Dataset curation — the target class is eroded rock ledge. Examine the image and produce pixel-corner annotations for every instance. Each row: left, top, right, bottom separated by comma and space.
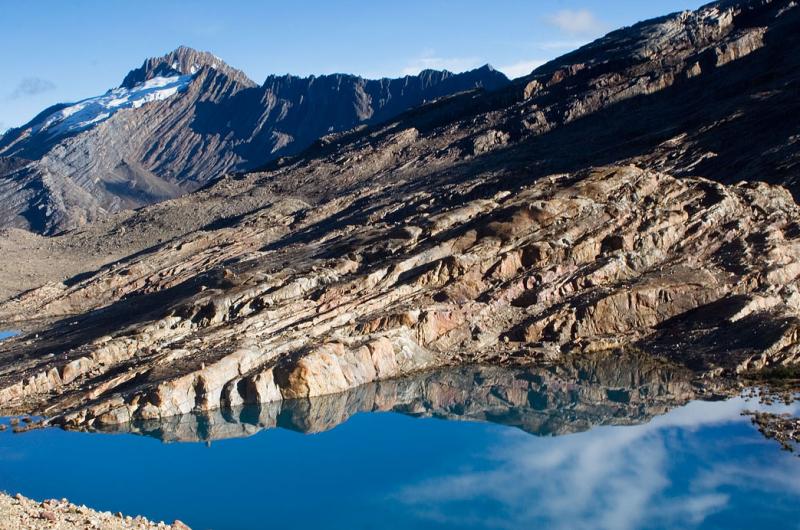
0, 165, 797, 428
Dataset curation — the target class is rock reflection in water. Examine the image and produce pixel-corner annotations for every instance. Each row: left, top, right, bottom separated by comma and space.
92, 352, 697, 443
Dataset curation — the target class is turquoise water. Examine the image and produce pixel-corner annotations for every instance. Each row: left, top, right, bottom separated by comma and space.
1, 367, 799, 530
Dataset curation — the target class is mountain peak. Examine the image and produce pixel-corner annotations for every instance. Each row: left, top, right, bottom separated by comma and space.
120, 46, 256, 89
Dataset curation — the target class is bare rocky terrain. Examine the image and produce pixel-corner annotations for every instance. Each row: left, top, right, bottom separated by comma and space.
0, 492, 191, 530
0, 0, 798, 432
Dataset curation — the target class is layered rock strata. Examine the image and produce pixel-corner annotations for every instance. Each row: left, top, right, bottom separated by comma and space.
0, 165, 796, 427
0, 0, 798, 428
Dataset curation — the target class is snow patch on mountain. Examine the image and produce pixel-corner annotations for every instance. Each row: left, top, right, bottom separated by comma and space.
34, 74, 194, 137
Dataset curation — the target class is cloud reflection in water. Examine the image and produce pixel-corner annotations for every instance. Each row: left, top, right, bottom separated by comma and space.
396, 398, 800, 530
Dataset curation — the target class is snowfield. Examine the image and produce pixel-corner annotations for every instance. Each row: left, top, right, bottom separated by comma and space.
34, 74, 194, 136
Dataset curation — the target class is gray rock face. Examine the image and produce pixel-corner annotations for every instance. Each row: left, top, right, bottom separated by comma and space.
221, 64, 510, 165
120, 45, 255, 89
0, 47, 508, 234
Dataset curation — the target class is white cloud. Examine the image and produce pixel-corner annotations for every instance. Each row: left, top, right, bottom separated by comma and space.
546, 9, 608, 36
498, 59, 546, 79
400, 51, 483, 76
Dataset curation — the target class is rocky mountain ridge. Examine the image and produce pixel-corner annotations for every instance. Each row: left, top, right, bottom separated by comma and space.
0, 0, 797, 429
0, 47, 508, 234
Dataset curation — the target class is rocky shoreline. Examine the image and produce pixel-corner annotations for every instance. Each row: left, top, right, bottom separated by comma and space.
0, 493, 190, 530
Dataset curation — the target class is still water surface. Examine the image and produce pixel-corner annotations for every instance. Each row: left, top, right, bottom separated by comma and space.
1, 364, 799, 530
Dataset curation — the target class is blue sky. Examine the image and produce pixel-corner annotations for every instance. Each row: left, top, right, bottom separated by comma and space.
1, 0, 708, 131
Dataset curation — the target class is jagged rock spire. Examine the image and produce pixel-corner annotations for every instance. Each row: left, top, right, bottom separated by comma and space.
120, 45, 256, 88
